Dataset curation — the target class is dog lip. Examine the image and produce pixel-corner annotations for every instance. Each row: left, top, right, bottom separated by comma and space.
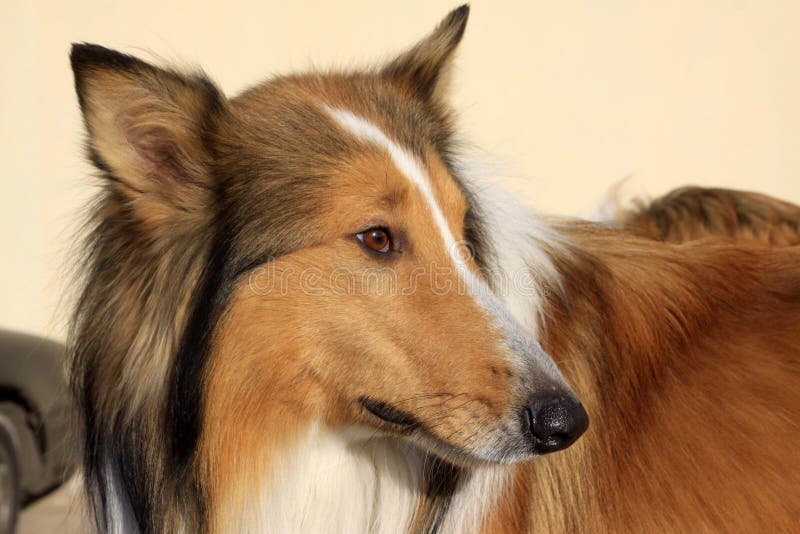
359, 396, 420, 427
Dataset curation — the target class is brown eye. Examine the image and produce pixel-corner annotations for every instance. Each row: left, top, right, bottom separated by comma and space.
357, 228, 392, 254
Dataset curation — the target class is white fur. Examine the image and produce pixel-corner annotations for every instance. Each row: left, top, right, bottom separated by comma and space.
439, 465, 510, 534
239, 424, 509, 534
103, 460, 140, 534
452, 154, 567, 337
581, 176, 650, 225
238, 424, 423, 534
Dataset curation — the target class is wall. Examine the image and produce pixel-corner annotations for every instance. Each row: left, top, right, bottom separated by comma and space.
1, 0, 798, 339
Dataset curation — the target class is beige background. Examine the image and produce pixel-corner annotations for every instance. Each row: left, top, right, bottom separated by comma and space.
1, 0, 798, 340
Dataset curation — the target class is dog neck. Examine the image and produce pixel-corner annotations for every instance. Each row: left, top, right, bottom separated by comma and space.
224, 423, 506, 534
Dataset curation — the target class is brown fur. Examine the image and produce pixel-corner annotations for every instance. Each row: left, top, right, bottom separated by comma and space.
619, 186, 800, 245
494, 224, 800, 531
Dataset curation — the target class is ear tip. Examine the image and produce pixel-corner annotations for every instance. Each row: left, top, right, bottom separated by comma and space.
446, 4, 471, 31
452, 4, 471, 20
437, 4, 470, 47
70, 43, 141, 75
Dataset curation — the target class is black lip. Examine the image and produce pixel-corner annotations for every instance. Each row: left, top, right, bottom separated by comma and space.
359, 396, 420, 427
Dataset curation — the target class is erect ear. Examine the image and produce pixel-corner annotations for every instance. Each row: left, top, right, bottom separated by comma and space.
381, 5, 469, 102
70, 43, 225, 224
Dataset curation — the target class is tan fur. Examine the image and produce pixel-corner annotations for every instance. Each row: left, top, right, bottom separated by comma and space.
78, 66, 219, 230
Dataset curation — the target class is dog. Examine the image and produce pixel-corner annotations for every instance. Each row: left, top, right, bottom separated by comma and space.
617, 186, 800, 245
68, 6, 800, 532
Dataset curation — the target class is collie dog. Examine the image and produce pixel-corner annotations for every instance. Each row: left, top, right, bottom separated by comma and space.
68, 6, 800, 533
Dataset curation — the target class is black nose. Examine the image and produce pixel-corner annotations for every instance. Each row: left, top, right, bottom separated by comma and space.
524, 395, 589, 454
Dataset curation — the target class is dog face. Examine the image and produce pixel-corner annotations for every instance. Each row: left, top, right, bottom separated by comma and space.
71, 6, 585, 489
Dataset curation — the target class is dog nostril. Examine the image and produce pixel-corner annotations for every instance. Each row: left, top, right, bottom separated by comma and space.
525, 405, 535, 434
525, 395, 589, 454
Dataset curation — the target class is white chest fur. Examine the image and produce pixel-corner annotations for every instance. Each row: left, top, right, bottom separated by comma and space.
237, 425, 423, 534
230, 424, 509, 534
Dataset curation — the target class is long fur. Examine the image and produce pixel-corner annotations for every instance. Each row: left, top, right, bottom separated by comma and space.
68, 6, 800, 533
617, 186, 800, 245
531, 224, 800, 531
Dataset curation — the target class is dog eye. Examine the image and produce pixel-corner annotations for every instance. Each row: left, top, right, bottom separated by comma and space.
357, 228, 392, 254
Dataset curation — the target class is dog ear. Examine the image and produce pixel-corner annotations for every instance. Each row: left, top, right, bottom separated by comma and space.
70, 44, 225, 225
382, 5, 469, 102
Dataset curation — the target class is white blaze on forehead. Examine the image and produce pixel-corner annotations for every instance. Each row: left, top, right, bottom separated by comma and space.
325, 106, 483, 295
324, 106, 565, 384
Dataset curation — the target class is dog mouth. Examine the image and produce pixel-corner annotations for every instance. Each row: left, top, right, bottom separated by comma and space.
357, 395, 523, 466
359, 396, 420, 428
357, 394, 582, 466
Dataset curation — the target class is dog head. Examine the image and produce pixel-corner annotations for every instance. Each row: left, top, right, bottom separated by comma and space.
71, 6, 586, 501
